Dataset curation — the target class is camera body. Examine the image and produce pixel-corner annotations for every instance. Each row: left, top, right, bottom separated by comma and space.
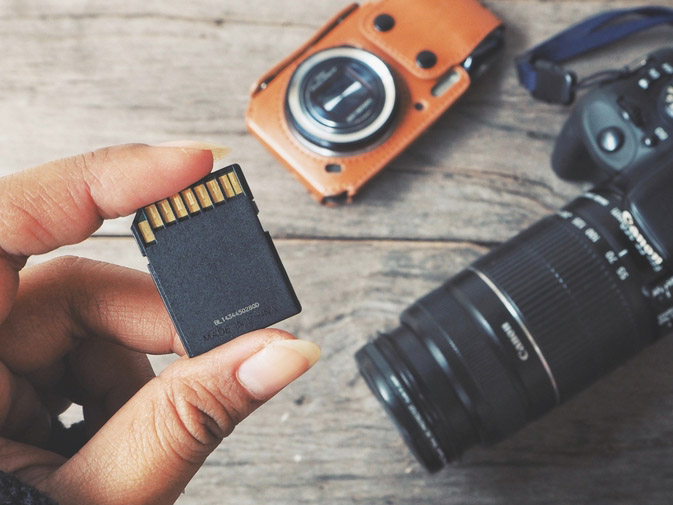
246, 0, 503, 204
553, 47, 673, 184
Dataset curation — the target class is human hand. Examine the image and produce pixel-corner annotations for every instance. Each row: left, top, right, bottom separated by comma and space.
0, 144, 319, 505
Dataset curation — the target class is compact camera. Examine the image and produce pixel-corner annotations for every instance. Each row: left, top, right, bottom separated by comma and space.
553, 47, 673, 183
356, 49, 673, 472
246, 0, 503, 204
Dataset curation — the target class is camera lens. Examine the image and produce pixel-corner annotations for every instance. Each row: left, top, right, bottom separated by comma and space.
286, 47, 397, 153
356, 189, 669, 472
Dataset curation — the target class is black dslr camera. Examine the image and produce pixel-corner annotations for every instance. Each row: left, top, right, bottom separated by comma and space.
356, 48, 673, 472
553, 47, 673, 183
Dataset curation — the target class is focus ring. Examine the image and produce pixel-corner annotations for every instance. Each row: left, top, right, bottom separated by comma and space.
474, 215, 645, 400
402, 279, 529, 445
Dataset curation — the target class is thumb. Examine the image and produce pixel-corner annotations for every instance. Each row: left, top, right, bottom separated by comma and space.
43, 330, 320, 505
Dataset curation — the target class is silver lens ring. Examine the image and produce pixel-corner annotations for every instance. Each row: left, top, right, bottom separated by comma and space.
286, 47, 397, 151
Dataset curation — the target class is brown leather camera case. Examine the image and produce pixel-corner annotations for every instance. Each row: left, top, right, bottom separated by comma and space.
246, 0, 502, 204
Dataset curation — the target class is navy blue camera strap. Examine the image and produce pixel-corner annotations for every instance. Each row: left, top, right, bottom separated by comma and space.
516, 6, 673, 104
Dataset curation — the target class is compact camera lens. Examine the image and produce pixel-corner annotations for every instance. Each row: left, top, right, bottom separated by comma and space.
286, 47, 397, 153
357, 186, 671, 471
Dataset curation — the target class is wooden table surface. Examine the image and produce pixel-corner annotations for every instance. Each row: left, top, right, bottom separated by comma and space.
3, 1, 673, 504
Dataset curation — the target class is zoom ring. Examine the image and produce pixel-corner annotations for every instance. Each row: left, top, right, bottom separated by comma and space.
474, 215, 644, 400
403, 284, 529, 444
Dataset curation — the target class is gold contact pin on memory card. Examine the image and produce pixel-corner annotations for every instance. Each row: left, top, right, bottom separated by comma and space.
170, 194, 189, 219
157, 199, 177, 224
181, 188, 201, 214
145, 204, 164, 229
138, 218, 156, 245
219, 175, 235, 198
227, 172, 244, 195
194, 184, 213, 208
206, 179, 225, 204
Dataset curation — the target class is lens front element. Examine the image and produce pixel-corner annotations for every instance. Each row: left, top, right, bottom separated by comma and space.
286, 47, 397, 153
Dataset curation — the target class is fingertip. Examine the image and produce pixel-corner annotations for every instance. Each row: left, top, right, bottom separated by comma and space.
0, 143, 218, 258
154, 141, 230, 163
165, 328, 318, 400
87, 144, 215, 218
273, 339, 321, 368
235, 336, 320, 401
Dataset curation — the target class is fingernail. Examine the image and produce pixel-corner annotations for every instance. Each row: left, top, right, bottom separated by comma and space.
237, 339, 321, 399
156, 140, 231, 162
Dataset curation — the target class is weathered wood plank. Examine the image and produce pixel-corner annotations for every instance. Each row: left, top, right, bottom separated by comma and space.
2, 1, 670, 241
25, 238, 673, 505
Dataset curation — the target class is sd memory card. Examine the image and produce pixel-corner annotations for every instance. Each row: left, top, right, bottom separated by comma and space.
131, 164, 301, 357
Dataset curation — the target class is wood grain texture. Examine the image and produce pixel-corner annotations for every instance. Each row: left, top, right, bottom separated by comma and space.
3, 0, 671, 240
5, 0, 673, 503
27, 239, 673, 505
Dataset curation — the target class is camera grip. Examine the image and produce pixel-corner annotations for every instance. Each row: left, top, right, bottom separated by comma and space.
551, 114, 600, 182
625, 163, 673, 263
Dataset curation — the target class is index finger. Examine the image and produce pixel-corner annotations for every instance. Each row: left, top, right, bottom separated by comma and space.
0, 143, 218, 321
0, 144, 217, 258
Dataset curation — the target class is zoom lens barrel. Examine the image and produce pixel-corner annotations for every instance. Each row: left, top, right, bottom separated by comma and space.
356, 190, 665, 472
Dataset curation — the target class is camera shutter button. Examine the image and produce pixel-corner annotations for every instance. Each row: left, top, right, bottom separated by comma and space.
597, 127, 625, 153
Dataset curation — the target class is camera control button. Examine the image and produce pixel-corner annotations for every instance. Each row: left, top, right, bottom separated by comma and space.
648, 68, 662, 81
654, 126, 669, 141
416, 51, 437, 69
373, 14, 395, 32
662, 62, 673, 75
638, 78, 650, 90
642, 135, 658, 147
597, 127, 624, 153
617, 97, 644, 126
